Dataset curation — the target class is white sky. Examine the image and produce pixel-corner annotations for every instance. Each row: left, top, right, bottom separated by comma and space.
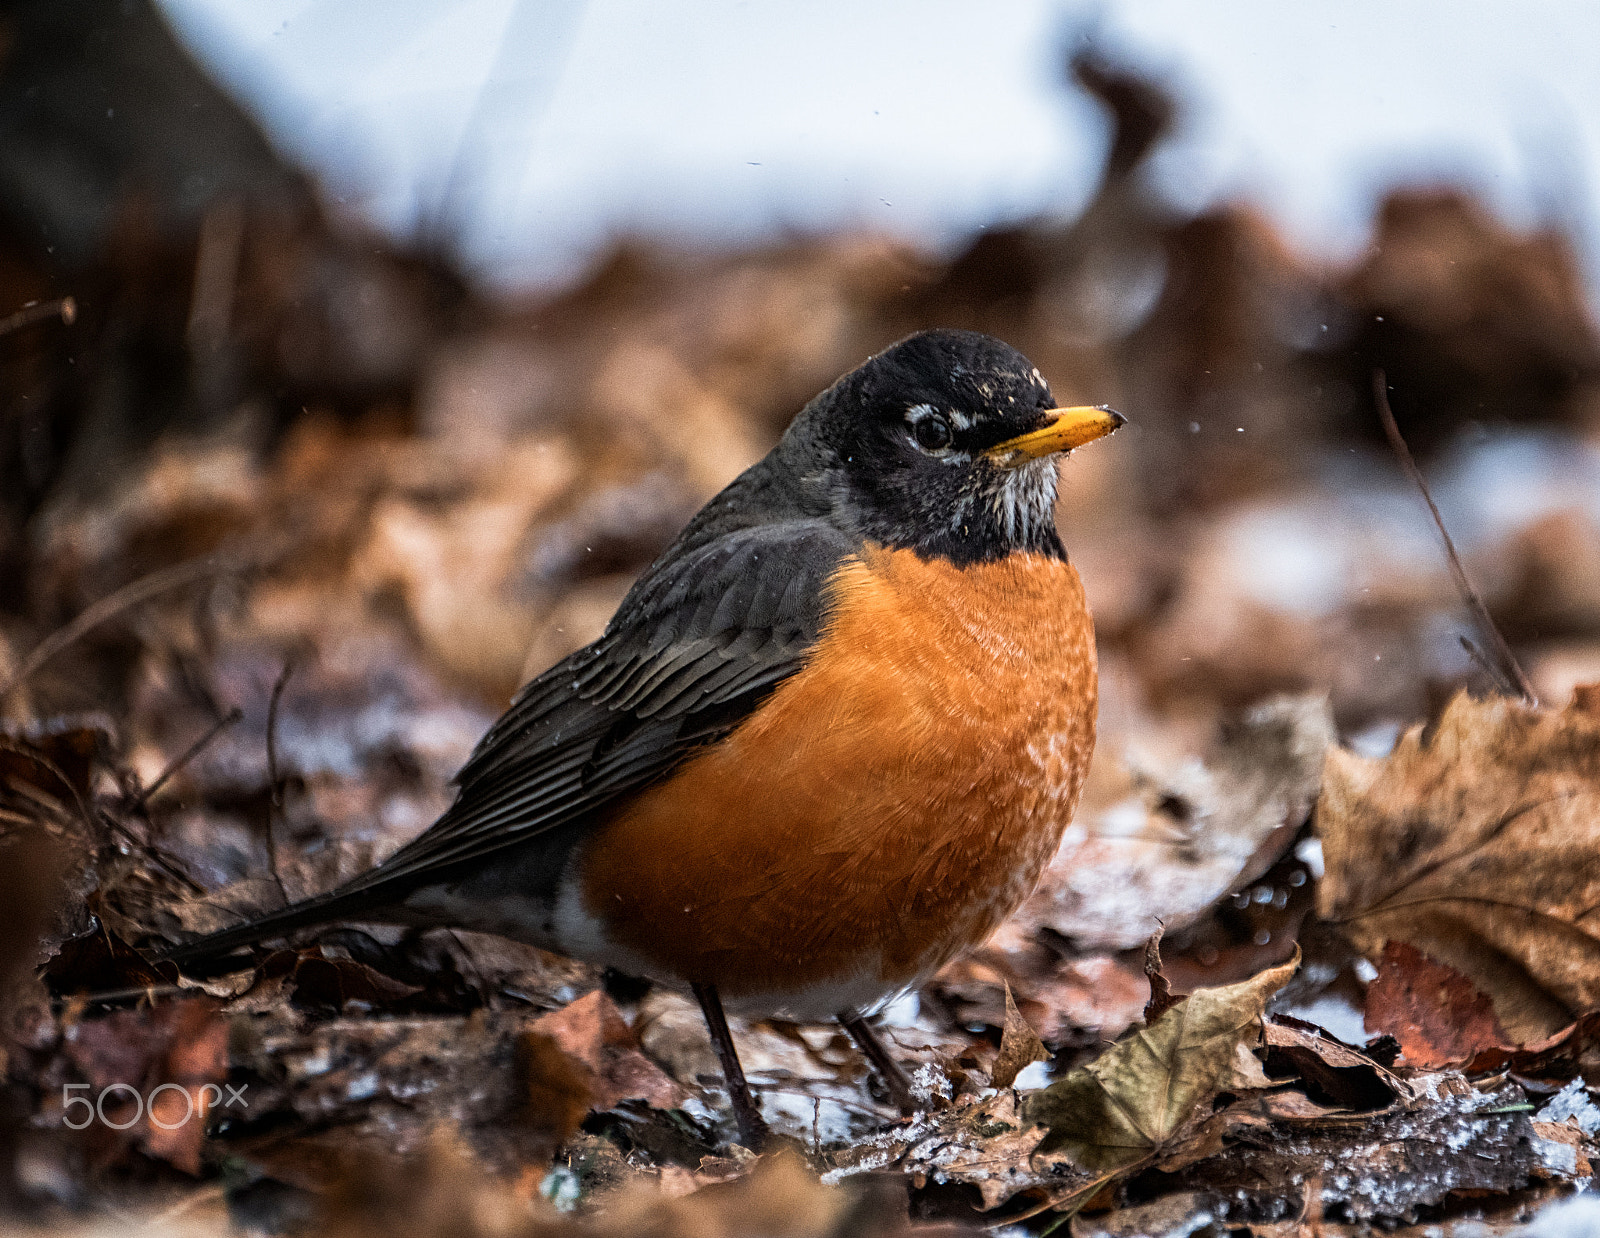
156, 0, 1600, 292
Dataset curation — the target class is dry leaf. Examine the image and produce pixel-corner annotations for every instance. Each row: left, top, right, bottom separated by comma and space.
992, 983, 1050, 1089
1153, 1073, 1550, 1224
1221, 1039, 1273, 1092
1531, 1120, 1595, 1178
1023, 950, 1298, 1171
280, 949, 426, 1013
318, 1133, 898, 1238
1141, 927, 1177, 1024
0, 828, 74, 1009
1318, 691, 1600, 1042
825, 1087, 1099, 1215
1260, 1018, 1404, 1110
61, 997, 228, 1175
137, 1001, 230, 1174
529, 990, 687, 1112
44, 917, 180, 999
515, 1030, 596, 1146
1070, 1191, 1221, 1237
1462, 1010, 1600, 1079
1363, 940, 1511, 1068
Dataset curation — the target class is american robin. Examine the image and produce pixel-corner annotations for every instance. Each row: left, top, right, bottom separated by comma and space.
164, 329, 1123, 1148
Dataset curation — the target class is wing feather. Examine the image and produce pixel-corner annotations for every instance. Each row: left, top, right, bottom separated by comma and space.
330, 521, 855, 895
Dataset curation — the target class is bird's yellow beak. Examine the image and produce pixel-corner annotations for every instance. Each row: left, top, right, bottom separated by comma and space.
985, 406, 1126, 468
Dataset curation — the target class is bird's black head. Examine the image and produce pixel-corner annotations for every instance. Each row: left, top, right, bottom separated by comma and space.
784, 329, 1124, 565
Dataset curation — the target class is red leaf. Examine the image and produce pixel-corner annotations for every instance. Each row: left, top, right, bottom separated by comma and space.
1363, 941, 1510, 1068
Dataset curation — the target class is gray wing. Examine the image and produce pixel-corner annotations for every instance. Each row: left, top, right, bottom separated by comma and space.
163, 519, 855, 963
333, 518, 854, 892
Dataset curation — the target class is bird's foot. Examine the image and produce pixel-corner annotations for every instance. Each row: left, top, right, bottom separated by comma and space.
692, 980, 770, 1151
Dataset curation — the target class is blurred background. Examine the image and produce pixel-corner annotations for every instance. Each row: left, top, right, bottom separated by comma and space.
4, 0, 1600, 1216
162, 0, 1600, 293
6, 0, 1600, 736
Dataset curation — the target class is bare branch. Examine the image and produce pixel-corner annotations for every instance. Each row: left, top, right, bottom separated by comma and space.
0, 554, 242, 703
265, 658, 296, 906
133, 706, 244, 811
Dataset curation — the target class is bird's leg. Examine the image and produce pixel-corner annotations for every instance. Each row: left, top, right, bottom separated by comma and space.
839, 1012, 916, 1116
691, 980, 769, 1151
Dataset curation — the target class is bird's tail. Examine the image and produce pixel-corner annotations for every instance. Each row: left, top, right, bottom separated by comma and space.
160, 886, 392, 969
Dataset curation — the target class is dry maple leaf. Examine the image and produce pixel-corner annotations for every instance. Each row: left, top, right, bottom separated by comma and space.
992, 983, 1050, 1089
1318, 690, 1600, 1042
1023, 949, 1298, 1172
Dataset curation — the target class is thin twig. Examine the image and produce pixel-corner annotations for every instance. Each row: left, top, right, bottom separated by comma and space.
0, 555, 241, 703
0, 738, 201, 892
1372, 370, 1538, 704
0, 737, 100, 844
0, 296, 75, 338
132, 706, 244, 811
97, 804, 206, 893
55, 984, 192, 1007
265, 658, 295, 905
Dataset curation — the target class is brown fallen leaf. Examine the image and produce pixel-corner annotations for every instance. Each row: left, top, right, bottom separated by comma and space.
1069, 1190, 1226, 1238
137, 1000, 230, 1175
0, 722, 107, 806
604, 1150, 877, 1238
1318, 690, 1600, 1042
1260, 1017, 1404, 1110
1463, 1009, 1600, 1079
829, 957, 1304, 1221
516, 1030, 596, 1147
281, 949, 426, 1013
1151, 1072, 1552, 1225
61, 997, 228, 1175
44, 917, 180, 999
1531, 1120, 1595, 1179
0, 731, 98, 935
0, 829, 73, 1007
1023, 949, 1299, 1171
529, 990, 686, 1112
318, 1130, 911, 1238
992, 983, 1049, 1089
1363, 940, 1511, 1068
1141, 926, 1178, 1024
826, 1086, 1099, 1216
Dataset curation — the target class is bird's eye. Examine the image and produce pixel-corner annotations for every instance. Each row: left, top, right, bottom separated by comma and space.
912, 414, 953, 452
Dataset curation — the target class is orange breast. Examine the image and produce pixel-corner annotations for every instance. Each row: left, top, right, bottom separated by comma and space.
578, 544, 1097, 1008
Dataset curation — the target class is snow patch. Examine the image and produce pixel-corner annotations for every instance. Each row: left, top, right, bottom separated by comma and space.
1539, 1078, 1600, 1137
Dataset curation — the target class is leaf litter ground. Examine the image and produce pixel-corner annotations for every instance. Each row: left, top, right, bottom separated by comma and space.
7, 54, 1600, 1238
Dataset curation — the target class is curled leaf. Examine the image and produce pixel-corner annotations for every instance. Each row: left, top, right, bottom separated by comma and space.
992, 982, 1050, 1089
1142, 925, 1178, 1024
1024, 949, 1298, 1171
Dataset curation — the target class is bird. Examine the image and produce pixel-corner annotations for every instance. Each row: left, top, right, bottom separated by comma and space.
162, 328, 1124, 1149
